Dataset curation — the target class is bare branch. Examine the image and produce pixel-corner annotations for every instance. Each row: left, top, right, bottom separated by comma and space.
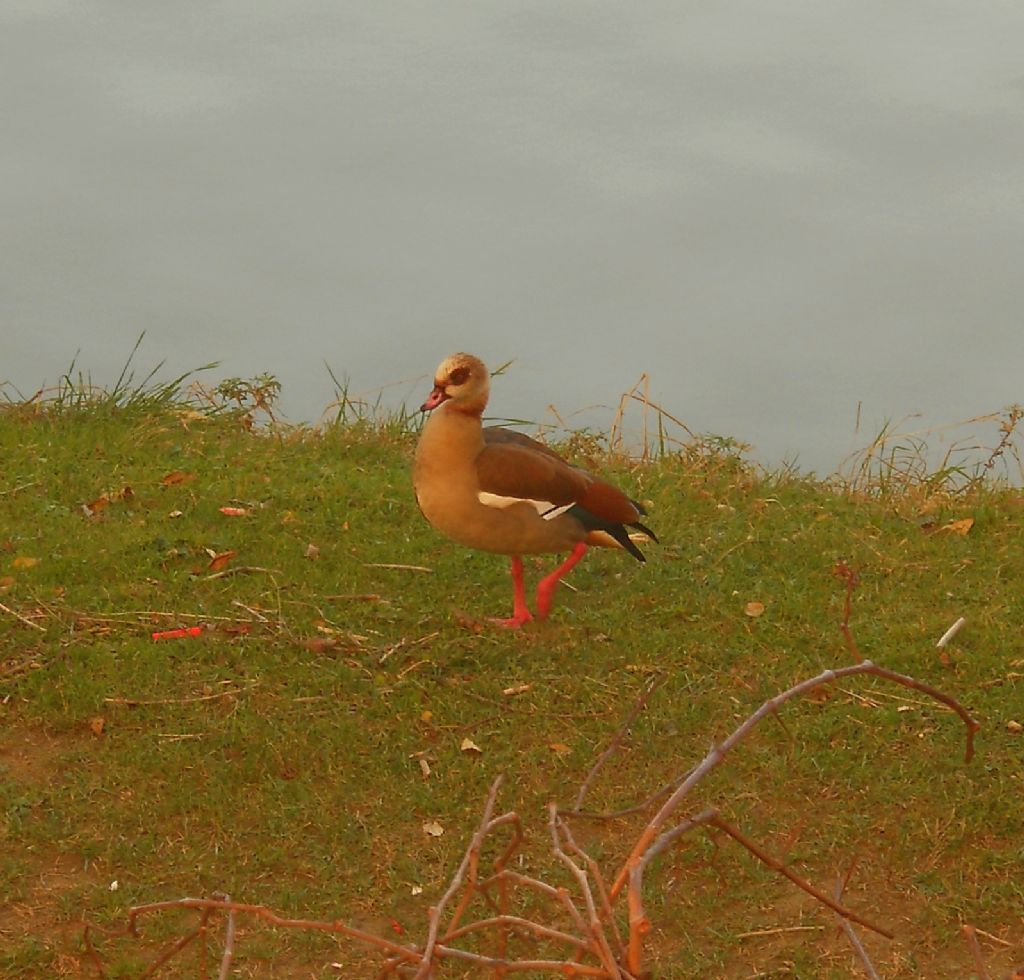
86, 561, 984, 980
611, 659, 979, 901
712, 815, 892, 937
833, 561, 862, 661
415, 774, 505, 977
548, 805, 624, 978
573, 671, 667, 811
963, 924, 992, 980
833, 871, 881, 979
217, 897, 236, 980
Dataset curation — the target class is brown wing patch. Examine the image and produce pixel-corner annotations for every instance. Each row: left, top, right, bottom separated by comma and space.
481, 427, 641, 524
577, 478, 642, 525
476, 443, 589, 506
482, 426, 566, 462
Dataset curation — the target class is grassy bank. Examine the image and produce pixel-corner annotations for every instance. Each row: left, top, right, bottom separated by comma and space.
1, 385, 1022, 978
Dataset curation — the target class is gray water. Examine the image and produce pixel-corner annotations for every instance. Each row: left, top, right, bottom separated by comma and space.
3, 2, 1023, 474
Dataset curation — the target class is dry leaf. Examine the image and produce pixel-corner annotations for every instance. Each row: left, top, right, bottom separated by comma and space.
1007, 720, 1023, 734
160, 470, 195, 486
168, 509, 183, 518
89, 717, 106, 736
411, 885, 423, 896
11, 556, 40, 570
803, 686, 832, 705
453, 610, 484, 633
422, 820, 444, 837
0, 576, 14, 591
548, 743, 571, 756
418, 758, 431, 779
304, 542, 320, 559
940, 518, 974, 536
299, 637, 341, 655
219, 506, 249, 517
460, 737, 482, 755
206, 550, 237, 572
83, 495, 110, 516
744, 601, 766, 618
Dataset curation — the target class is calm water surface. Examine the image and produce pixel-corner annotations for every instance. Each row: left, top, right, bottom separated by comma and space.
3, 2, 1023, 473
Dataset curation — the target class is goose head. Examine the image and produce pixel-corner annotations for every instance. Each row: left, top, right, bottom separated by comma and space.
420, 352, 490, 415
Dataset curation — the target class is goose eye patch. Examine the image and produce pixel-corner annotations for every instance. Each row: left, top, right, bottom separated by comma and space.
448, 367, 470, 386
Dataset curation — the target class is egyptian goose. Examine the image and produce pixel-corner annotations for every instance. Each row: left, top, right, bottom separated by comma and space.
413, 352, 656, 627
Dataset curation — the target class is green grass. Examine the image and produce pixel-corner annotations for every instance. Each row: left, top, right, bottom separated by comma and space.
1, 384, 1023, 978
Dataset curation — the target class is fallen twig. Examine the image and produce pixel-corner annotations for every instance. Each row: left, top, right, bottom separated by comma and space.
414, 775, 505, 977
104, 683, 251, 707
203, 565, 281, 580
231, 599, 269, 622
833, 867, 880, 979
322, 592, 388, 602
936, 616, 966, 648
611, 659, 979, 900
0, 599, 46, 632
963, 924, 992, 980
0, 479, 39, 496
74, 609, 262, 626
548, 807, 624, 977
363, 562, 433, 573
834, 560, 862, 661
737, 925, 823, 939
573, 670, 667, 811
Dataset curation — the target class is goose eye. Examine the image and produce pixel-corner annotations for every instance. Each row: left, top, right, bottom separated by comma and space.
448, 366, 470, 386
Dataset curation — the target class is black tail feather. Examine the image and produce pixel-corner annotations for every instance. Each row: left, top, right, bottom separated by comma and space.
630, 520, 659, 545
567, 504, 657, 562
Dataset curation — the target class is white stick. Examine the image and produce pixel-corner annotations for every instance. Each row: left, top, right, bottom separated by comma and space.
936, 616, 966, 648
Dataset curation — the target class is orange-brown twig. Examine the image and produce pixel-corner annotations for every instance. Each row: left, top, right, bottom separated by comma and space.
833, 560, 862, 661
963, 924, 992, 980
415, 775, 505, 976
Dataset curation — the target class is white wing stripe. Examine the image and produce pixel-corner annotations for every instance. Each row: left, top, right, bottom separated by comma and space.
540, 502, 574, 521
478, 491, 570, 518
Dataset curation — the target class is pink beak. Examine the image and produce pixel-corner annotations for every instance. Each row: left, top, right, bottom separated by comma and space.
420, 385, 449, 412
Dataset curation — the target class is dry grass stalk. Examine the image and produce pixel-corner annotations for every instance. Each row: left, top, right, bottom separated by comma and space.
608, 372, 699, 461
838, 404, 1024, 497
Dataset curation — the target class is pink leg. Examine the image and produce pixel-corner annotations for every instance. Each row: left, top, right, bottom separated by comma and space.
491, 555, 534, 628
535, 542, 588, 620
